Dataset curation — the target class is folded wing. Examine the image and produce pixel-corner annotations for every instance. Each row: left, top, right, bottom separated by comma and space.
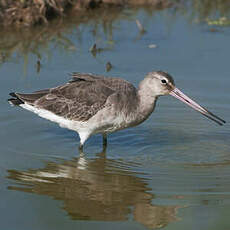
8, 73, 137, 122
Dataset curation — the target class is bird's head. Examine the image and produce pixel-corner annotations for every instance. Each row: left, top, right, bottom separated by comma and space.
145, 71, 175, 96
141, 71, 225, 126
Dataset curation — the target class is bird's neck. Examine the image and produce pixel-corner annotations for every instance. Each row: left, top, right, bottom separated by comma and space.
137, 87, 158, 123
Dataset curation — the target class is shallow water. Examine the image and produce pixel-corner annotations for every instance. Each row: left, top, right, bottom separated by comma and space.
1, 6, 230, 230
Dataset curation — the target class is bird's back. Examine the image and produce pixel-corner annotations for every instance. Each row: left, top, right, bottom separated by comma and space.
9, 73, 138, 122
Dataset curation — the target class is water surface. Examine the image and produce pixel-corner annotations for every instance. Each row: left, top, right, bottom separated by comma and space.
0, 6, 230, 230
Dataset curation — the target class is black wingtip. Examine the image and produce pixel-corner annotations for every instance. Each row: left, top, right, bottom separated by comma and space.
8, 92, 24, 106
9, 92, 17, 97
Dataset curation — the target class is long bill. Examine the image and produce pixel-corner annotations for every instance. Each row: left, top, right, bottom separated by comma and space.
169, 88, 226, 126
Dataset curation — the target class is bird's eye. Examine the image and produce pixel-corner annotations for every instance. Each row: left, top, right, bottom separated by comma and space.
161, 79, 167, 84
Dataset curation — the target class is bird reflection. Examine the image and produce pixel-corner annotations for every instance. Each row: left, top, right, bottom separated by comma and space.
7, 150, 180, 229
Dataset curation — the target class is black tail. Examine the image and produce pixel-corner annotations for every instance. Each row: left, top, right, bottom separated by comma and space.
8, 89, 50, 106
8, 92, 24, 106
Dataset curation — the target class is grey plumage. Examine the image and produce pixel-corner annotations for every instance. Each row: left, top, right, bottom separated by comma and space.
9, 73, 138, 122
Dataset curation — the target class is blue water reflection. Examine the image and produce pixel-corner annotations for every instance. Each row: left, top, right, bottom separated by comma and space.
1, 6, 230, 230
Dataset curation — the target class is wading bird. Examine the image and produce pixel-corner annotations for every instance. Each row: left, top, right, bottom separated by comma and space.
8, 71, 225, 149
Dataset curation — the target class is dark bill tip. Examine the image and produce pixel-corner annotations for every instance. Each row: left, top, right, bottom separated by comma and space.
170, 88, 226, 126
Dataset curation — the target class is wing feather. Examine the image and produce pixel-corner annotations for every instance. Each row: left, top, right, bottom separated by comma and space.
35, 77, 115, 121
10, 73, 138, 122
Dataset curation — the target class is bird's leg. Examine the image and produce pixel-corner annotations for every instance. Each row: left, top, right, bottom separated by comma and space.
102, 133, 107, 151
78, 132, 90, 152
78, 144, 83, 151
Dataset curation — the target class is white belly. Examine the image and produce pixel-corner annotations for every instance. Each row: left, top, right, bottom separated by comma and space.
20, 103, 131, 134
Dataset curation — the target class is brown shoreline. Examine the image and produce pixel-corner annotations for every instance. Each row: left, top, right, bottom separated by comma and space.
0, 0, 171, 27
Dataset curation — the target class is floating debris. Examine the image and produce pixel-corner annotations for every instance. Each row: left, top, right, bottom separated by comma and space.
106, 62, 112, 72
90, 43, 97, 57
0, 53, 6, 63
148, 44, 157, 49
206, 17, 230, 26
36, 60, 41, 73
136, 19, 146, 34
208, 28, 219, 33
90, 43, 112, 57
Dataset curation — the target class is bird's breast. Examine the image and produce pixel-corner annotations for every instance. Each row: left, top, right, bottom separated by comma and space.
87, 105, 138, 134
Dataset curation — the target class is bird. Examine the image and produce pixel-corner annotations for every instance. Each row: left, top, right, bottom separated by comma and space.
8, 71, 225, 150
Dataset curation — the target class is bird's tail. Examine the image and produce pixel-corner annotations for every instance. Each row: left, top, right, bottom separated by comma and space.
8, 89, 49, 106
8, 92, 24, 106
